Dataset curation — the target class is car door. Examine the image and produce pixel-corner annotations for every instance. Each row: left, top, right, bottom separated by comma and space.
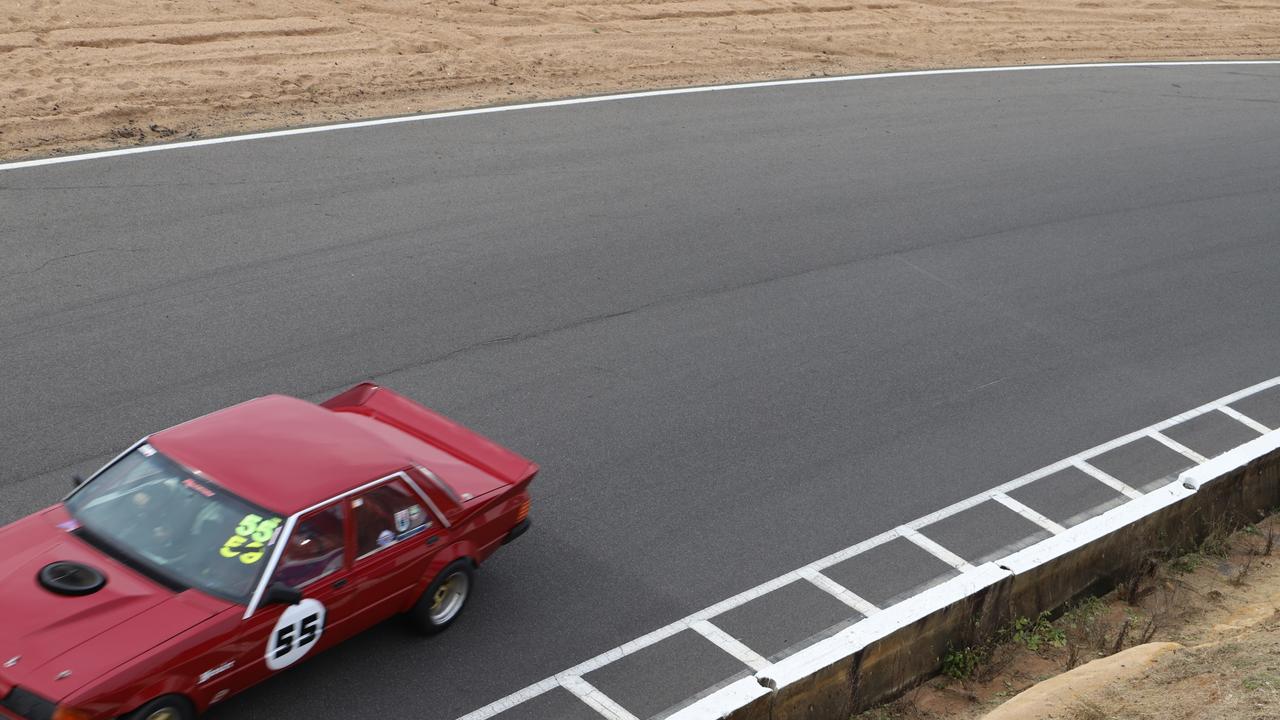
347, 474, 443, 624
216, 501, 359, 696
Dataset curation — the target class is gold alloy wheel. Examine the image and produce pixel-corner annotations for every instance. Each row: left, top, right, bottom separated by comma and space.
428, 572, 469, 625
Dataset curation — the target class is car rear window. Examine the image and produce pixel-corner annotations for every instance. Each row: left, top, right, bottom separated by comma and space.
353, 480, 431, 557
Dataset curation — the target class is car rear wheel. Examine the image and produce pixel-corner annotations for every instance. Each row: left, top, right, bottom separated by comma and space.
409, 560, 473, 634
125, 695, 194, 720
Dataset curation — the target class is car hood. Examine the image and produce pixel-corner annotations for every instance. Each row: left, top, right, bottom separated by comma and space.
0, 508, 223, 701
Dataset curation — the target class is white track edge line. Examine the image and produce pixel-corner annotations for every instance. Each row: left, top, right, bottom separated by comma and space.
800, 568, 882, 617
1214, 404, 1273, 434
456, 375, 1280, 719
1072, 458, 1144, 500
992, 493, 1068, 534
899, 527, 976, 572
5, 61, 1280, 172
460, 677, 559, 719
559, 676, 641, 720
689, 620, 772, 673
1147, 430, 1211, 464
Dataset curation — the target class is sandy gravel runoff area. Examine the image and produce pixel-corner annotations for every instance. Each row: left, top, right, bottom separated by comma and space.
2, 0, 1279, 160
858, 514, 1280, 720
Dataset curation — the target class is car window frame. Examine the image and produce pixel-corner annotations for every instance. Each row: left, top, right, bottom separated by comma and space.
242, 469, 441, 619
350, 477, 436, 562
273, 502, 349, 590
406, 465, 457, 527
63, 437, 289, 604
63, 437, 150, 503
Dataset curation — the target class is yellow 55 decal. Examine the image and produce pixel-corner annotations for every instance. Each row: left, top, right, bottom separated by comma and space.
220, 514, 282, 564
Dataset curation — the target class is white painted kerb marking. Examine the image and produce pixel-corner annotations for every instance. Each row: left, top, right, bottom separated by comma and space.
559, 676, 639, 720
1215, 404, 1273, 435
1072, 458, 1143, 500
800, 567, 881, 617
1148, 430, 1210, 464
457, 375, 1280, 720
690, 620, 771, 673
664, 677, 772, 720
992, 492, 1068, 534
900, 527, 976, 572
1179, 429, 1280, 491
4, 61, 1280, 172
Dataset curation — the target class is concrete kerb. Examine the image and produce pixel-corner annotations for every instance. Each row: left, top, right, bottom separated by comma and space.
670, 430, 1280, 720
998, 484, 1187, 626
668, 678, 773, 720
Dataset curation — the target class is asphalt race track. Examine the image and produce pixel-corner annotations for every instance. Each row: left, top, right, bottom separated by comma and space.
3, 64, 1280, 719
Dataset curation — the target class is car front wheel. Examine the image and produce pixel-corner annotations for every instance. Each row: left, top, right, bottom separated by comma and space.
124, 695, 194, 720
409, 560, 473, 635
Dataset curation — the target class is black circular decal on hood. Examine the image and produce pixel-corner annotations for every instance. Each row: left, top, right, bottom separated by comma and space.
38, 561, 107, 596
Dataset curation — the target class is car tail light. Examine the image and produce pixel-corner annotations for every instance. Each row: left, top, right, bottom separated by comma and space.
515, 497, 530, 523
52, 707, 93, 720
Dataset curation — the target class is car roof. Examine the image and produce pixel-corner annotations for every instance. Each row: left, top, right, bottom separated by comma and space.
148, 395, 408, 514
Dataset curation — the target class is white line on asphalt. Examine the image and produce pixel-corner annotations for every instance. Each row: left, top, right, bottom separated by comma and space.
465, 677, 560, 718
1147, 430, 1210, 464
805, 529, 904, 574
899, 527, 976, 571
1072, 458, 1144, 500
689, 620, 772, 673
1214, 404, 1273, 435
456, 374, 1280, 720
800, 568, 881, 617
559, 676, 640, 720
992, 492, 1068, 534
5, 61, 1280, 172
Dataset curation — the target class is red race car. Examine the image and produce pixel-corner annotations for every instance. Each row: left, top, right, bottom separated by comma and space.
0, 384, 536, 720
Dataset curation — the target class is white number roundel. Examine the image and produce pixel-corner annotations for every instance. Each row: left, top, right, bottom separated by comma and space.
266, 599, 326, 670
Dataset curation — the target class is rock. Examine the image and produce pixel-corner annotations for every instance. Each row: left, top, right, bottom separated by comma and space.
981, 643, 1183, 720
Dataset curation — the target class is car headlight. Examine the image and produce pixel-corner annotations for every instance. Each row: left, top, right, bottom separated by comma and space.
0, 686, 93, 720
1, 685, 56, 720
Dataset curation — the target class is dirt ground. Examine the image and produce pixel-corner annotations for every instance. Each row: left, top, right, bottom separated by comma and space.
3, 0, 1279, 161
855, 515, 1280, 720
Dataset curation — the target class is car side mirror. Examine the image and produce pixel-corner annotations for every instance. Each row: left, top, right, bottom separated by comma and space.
263, 582, 303, 606
72, 474, 85, 488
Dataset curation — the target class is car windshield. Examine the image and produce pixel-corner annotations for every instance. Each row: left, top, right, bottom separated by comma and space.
65, 445, 284, 604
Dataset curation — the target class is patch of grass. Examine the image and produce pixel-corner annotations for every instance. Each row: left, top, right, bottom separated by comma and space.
942, 643, 986, 680
1170, 551, 1204, 574
1199, 525, 1233, 558
1252, 520, 1276, 557
1061, 596, 1108, 667
1230, 552, 1256, 586
1243, 673, 1280, 691
940, 612, 1071, 681
1010, 612, 1066, 651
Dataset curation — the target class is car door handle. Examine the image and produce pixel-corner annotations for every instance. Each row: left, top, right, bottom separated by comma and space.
331, 578, 348, 589
426, 536, 439, 545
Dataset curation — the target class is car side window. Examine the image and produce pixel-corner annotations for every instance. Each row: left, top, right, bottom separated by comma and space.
273, 504, 345, 588
353, 479, 431, 558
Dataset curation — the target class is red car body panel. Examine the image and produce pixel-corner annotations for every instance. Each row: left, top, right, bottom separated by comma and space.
0, 385, 536, 720
0, 507, 230, 702
148, 394, 407, 514
322, 383, 538, 487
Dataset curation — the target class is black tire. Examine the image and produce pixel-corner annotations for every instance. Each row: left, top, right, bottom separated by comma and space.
124, 695, 195, 720
408, 560, 474, 635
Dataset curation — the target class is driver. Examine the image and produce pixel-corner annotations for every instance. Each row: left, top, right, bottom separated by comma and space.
125, 482, 200, 556
274, 520, 343, 587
